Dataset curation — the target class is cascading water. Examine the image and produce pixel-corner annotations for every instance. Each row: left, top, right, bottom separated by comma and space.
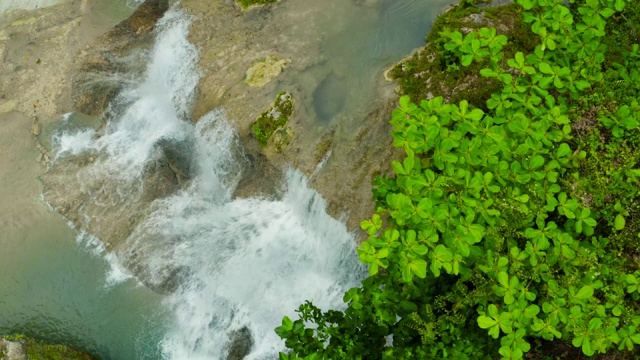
51, 6, 364, 359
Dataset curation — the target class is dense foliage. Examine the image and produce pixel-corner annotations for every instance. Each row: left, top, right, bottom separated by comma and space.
276, 0, 640, 359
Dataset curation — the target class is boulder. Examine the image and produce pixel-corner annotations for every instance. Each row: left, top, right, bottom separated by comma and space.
226, 327, 253, 360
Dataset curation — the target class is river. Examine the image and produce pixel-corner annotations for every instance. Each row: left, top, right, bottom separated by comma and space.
0, 0, 456, 359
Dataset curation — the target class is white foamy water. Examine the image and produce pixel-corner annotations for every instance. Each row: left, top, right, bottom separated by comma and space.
52, 6, 364, 360
155, 167, 363, 359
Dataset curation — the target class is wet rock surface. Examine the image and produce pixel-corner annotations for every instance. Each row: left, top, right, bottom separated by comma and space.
226, 327, 254, 360
72, 0, 170, 116
182, 0, 402, 236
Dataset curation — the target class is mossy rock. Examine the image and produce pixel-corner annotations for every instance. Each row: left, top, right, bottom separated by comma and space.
252, 92, 294, 147
389, 0, 535, 111
1, 334, 95, 360
245, 55, 290, 88
235, 0, 279, 11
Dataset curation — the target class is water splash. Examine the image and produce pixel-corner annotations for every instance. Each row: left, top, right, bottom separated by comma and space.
75, 230, 135, 287
157, 168, 364, 359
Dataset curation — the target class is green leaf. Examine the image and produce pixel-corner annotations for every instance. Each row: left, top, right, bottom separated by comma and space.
462, 54, 474, 67
478, 316, 497, 329
539, 62, 553, 75
575, 285, 594, 300
615, 214, 626, 230
556, 143, 571, 157
524, 305, 540, 318
283, 316, 293, 330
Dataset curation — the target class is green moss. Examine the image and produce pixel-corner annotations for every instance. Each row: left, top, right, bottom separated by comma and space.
2, 334, 96, 360
236, 0, 278, 10
252, 92, 294, 147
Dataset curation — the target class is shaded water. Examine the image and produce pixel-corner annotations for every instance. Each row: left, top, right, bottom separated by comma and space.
273, 0, 458, 137
3, 0, 459, 359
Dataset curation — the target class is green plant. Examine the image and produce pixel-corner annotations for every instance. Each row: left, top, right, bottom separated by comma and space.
276, 0, 640, 359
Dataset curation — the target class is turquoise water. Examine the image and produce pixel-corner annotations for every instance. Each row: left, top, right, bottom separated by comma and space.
0, 220, 168, 359
0, 1, 166, 360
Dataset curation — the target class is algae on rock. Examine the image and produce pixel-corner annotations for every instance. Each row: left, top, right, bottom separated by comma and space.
235, 0, 279, 11
244, 55, 290, 88
252, 91, 293, 147
0, 335, 95, 360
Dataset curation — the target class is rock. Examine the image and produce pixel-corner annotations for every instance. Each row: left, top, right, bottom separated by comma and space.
244, 55, 290, 88
251, 91, 294, 147
0, 338, 27, 360
157, 138, 197, 185
463, 13, 486, 24
31, 123, 41, 136
226, 327, 253, 360
0, 99, 18, 113
233, 152, 283, 199
10, 17, 38, 27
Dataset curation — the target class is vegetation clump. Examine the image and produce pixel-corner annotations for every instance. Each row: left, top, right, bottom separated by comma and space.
275, 0, 640, 359
252, 92, 293, 147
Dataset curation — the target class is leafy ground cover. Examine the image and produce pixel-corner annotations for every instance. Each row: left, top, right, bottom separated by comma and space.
275, 0, 640, 359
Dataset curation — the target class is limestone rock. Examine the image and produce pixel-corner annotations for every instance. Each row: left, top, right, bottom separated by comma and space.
0, 99, 18, 113
0, 338, 26, 360
245, 55, 290, 88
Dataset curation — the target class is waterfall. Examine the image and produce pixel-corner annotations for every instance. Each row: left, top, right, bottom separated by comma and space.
51, 6, 364, 359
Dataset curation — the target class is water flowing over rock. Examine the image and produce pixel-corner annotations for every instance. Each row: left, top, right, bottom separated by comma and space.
42, 8, 364, 360
43, 7, 202, 293
72, 0, 170, 116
